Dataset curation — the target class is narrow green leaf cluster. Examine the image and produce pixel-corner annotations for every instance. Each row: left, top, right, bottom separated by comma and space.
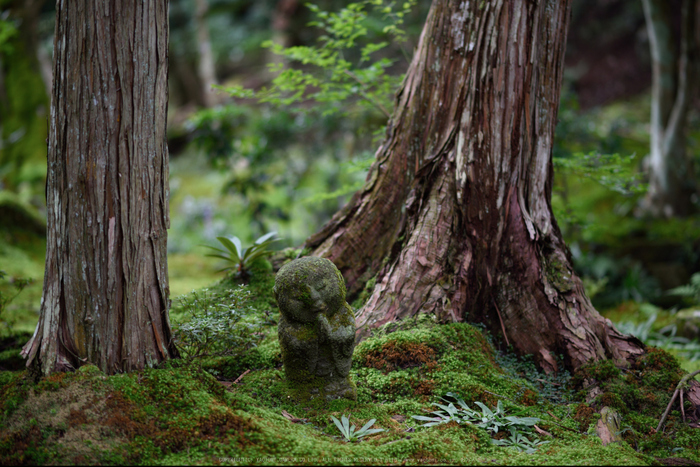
203, 231, 280, 278
412, 393, 548, 454
616, 302, 700, 362
491, 428, 551, 454
330, 414, 385, 442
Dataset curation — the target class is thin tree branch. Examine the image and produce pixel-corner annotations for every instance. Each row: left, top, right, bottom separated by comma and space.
681, 388, 686, 423
493, 299, 510, 348
233, 369, 251, 384
342, 69, 392, 118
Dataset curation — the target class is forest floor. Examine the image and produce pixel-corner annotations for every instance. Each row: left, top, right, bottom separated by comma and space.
1, 263, 700, 466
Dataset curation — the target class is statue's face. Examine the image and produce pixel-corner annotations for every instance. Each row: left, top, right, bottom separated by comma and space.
306, 279, 340, 314
274, 256, 347, 323
278, 279, 340, 322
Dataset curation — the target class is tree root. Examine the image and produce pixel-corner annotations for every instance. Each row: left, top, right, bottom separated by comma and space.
657, 369, 700, 432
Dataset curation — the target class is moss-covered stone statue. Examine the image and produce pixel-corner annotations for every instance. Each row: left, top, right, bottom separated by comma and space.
273, 256, 357, 402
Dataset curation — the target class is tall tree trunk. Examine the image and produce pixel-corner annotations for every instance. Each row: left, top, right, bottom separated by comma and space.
21, 0, 178, 376
640, 0, 698, 217
306, 0, 645, 373
194, 0, 217, 108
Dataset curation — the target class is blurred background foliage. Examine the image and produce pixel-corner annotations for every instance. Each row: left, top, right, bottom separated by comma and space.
0, 0, 699, 370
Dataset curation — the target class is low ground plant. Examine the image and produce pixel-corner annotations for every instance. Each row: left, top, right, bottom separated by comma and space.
330, 414, 384, 442
668, 272, 700, 306
413, 392, 548, 453
616, 309, 700, 363
171, 286, 266, 360
203, 231, 280, 278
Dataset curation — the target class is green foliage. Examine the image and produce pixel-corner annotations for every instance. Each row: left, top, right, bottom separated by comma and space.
491, 427, 552, 454
551, 90, 653, 263
329, 414, 384, 442
615, 307, 700, 363
181, 106, 368, 247
0, 270, 32, 335
0, 25, 49, 198
667, 272, 700, 305
203, 231, 280, 277
553, 151, 646, 197
186, 105, 301, 169
171, 286, 266, 360
182, 0, 419, 247
225, 0, 415, 120
569, 249, 660, 308
0, 16, 17, 54
496, 350, 573, 405
412, 393, 547, 454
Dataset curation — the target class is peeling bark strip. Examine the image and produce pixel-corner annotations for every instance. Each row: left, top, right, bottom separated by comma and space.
22, 0, 178, 376
306, 0, 645, 372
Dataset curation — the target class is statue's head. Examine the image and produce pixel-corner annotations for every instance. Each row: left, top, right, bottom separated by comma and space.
274, 256, 347, 323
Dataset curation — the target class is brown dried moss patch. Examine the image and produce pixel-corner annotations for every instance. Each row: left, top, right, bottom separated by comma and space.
414, 378, 436, 397
573, 403, 595, 432
0, 376, 127, 465
0, 425, 44, 465
517, 388, 540, 406
362, 340, 438, 374
455, 384, 500, 408
102, 389, 257, 454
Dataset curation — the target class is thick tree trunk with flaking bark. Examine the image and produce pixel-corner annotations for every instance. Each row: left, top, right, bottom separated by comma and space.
640, 0, 699, 217
21, 0, 178, 376
306, 0, 645, 373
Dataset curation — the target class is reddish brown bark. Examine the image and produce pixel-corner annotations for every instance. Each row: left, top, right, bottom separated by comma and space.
22, 0, 178, 376
306, 0, 645, 373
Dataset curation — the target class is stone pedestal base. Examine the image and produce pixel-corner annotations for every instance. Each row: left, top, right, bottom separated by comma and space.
284, 375, 357, 404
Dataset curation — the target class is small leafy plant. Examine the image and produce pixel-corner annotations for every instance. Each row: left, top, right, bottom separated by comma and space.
203, 231, 280, 278
616, 307, 700, 362
491, 427, 551, 454
171, 286, 265, 360
668, 272, 700, 305
330, 415, 384, 442
412, 393, 547, 453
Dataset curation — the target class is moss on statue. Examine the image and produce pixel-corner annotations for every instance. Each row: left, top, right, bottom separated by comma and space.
274, 256, 357, 403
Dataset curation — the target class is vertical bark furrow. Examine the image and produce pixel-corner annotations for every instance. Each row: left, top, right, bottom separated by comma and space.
357, 157, 456, 333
